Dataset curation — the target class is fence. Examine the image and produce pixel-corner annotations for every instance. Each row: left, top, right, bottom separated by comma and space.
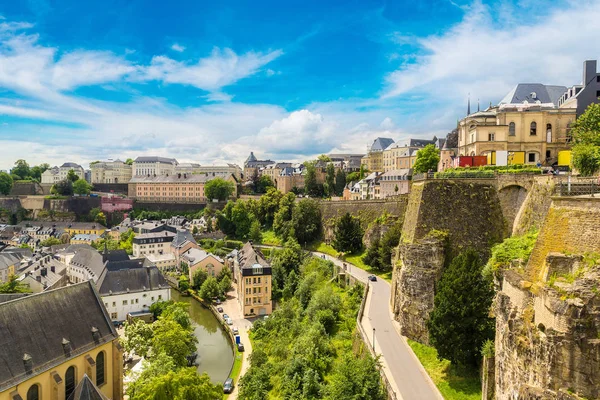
556, 176, 600, 196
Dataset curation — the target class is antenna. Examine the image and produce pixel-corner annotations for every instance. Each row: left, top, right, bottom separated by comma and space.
467, 93, 471, 116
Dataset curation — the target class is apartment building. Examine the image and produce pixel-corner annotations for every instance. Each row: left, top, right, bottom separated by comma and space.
132, 156, 178, 177
40, 162, 85, 184
128, 173, 237, 203
361, 137, 394, 172
90, 160, 133, 184
235, 242, 272, 316
132, 231, 176, 258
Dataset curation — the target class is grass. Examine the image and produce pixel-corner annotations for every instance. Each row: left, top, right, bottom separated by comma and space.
223, 347, 243, 399
308, 241, 393, 282
261, 230, 282, 246
407, 339, 481, 400
44, 195, 68, 199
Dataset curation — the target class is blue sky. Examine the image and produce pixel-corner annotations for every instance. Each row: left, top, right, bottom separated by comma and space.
0, 0, 599, 170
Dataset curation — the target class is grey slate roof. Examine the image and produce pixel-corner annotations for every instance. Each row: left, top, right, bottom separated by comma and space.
499, 83, 568, 106
60, 162, 82, 169
0, 282, 117, 391
134, 156, 177, 164
171, 230, 197, 248
67, 374, 108, 400
96, 262, 168, 296
0, 253, 24, 271
370, 137, 394, 152
0, 293, 30, 304
245, 152, 258, 163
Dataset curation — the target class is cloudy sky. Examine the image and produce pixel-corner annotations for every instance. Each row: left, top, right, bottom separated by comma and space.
0, 0, 599, 170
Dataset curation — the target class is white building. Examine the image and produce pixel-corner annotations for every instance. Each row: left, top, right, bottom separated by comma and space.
198, 164, 243, 180
132, 231, 176, 258
41, 162, 85, 184
90, 160, 133, 184
132, 156, 178, 177
175, 163, 202, 174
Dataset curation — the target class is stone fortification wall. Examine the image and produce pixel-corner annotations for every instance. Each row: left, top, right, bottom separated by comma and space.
512, 176, 555, 236
9, 182, 44, 196
319, 197, 408, 225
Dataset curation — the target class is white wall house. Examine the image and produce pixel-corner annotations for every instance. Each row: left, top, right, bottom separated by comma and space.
41, 162, 85, 184
133, 156, 178, 177
101, 286, 171, 322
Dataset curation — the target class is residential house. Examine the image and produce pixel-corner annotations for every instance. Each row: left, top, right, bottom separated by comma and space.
132, 231, 176, 258
183, 248, 225, 281
328, 154, 365, 172
0, 282, 123, 400
41, 162, 85, 184
90, 160, 133, 184
70, 234, 100, 246
558, 60, 600, 116
170, 230, 200, 265
131, 221, 177, 235
438, 129, 458, 171
262, 163, 292, 183
68, 248, 130, 284
0, 253, 19, 283
235, 242, 272, 316
96, 259, 170, 322
380, 169, 412, 197
383, 138, 436, 172
357, 172, 381, 200
132, 156, 178, 177
361, 138, 394, 172
128, 173, 237, 203
18, 254, 68, 293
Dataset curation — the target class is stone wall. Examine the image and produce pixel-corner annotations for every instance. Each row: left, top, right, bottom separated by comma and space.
9, 182, 44, 196
134, 201, 207, 213
512, 176, 555, 236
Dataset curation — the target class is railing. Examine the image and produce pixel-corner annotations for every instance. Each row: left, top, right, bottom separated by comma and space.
556, 176, 600, 196
412, 172, 434, 181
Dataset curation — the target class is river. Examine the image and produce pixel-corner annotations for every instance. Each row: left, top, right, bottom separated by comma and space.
170, 289, 234, 384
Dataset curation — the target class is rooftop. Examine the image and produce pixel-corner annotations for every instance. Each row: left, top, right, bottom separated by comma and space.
499, 83, 568, 107
134, 156, 178, 164
129, 174, 210, 183
96, 262, 169, 296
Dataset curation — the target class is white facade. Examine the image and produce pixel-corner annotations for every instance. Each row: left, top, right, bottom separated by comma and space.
41, 163, 85, 184
146, 253, 177, 270
90, 160, 133, 184
133, 157, 178, 177
101, 288, 171, 321
67, 263, 97, 284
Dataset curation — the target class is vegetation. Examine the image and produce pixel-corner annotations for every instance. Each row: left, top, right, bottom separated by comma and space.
334, 169, 346, 196
126, 158, 134, 165
73, 178, 92, 195
205, 178, 235, 201
332, 213, 363, 253
91, 229, 135, 254
66, 169, 79, 182
482, 230, 538, 282
427, 249, 495, 368
249, 219, 262, 243
9, 160, 50, 182
413, 144, 440, 174
570, 103, 600, 175
238, 253, 385, 400
407, 340, 481, 400
362, 223, 401, 273
50, 179, 73, 196
0, 275, 32, 293
325, 163, 335, 197
304, 162, 319, 197
0, 172, 13, 195
39, 237, 63, 247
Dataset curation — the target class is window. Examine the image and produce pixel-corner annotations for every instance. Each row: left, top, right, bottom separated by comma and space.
546, 123, 552, 143
27, 384, 40, 400
65, 366, 76, 399
96, 352, 105, 386
135, 298, 139, 304
488, 133, 495, 141
528, 153, 536, 163
597, 90, 600, 98
123, 300, 128, 305
509, 122, 515, 136
546, 150, 551, 159
112, 302, 116, 307
530, 121, 537, 135
111, 312, 118, 319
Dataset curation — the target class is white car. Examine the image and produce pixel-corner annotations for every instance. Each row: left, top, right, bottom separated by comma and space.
226, 318, 233, 325
232, 327, 239, 335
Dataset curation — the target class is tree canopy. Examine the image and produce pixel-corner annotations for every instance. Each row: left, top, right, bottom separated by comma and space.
0, 275, 32, 294
204, 178, 235, 201
413, 144, 440, 174
0, 172, 13, 195
291, 198, 322, 244
570, 103, 600, 175
50, 179, 73, 196
73, 178, 91, 195
66, 169, 79, 182
332, 213, 363, 253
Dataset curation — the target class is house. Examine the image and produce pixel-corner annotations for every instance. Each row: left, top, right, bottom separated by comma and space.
235, 242, 272, 317
183, 248, 225, 281
357, 172, 381, 200
127, 173, 237, 203
145, 253, 176, 271
243, 152, 275, 179
67, 248, 130, 284
96, 259, 170, 322
328, 154, 365, 172
90, 160, 132, 184
41, 162, 85, 184
0, 282, 123, 400
131, 221, 176, 235
17, 254, 69, 293
558, 60, 600, 116
380, 169, 412, 197
132, 231, 176, 258
170, 230, 200, 264
132, 156, 178, 177
0, 253, 20, 283
361, 138, 395, 172
70, 234, 100, 245
383, 138, 436, 172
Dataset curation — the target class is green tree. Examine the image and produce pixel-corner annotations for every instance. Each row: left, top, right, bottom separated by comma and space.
273, 193, 295, 239
192, 269, 208, 290
304, 162, 318, 197
149, 300, 173, 319
291, 198, 322, 244
255, 175, 274, 194
125, 158, 134, 165
317, 154, 332, 162
40, 237, 62, 247
572, 143, 600, 176
413, 144, 440, 173
219, 275, 232, 295
29, 164, 48, 181
249, 219, 262, 244
66, 169, 79, 182
427, 249, 495, 368
129, 368, 221, 400
0, 275, 32, 293
121, 320, 154, 357
335, 169, 346, 196
152, 318, 197, 367
52, 179, 74, 196
362, 238, 382, 271
231, 201, 253, 238
378, 224, 401, 270
178, 276, 190, 292
199, 277, 220, 300
0, 172, 13, 195
161, 302, 193, 330
571, 102, 600, 145
73, 178, 91, 195
258, 187, 283, 226
326, 354, 386, 400
325, 163, 335, 196
11, 159, 30, 180
95, 211, 107, 226
204, 178, 235, 201
332, 213, 363, 253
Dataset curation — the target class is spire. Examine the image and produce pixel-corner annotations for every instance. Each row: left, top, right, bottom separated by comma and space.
477, 98, 480, 112
467, 93, 471, 116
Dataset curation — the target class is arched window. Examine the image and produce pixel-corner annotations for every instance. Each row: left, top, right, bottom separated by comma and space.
509, 122, 516, 136
96, 352, 105, 386
546, 123, 552, 143
65, 366, 76, 400
530, 121, 537, 135
27, 384, 39, 400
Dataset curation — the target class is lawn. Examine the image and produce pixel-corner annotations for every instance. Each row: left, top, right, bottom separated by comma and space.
223, 347, 243, 399
309, 242, 393, 282
407, 339, 481, 400
261, 230, 282, 246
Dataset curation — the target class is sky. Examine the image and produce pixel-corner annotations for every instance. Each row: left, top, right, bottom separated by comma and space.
0, 0, 600, 170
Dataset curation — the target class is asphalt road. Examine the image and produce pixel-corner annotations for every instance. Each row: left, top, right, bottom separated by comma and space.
314, 252, 442, 400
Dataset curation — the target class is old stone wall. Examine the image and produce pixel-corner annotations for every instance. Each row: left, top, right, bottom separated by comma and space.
9, 182, 44, 196
512, 176, 555, 236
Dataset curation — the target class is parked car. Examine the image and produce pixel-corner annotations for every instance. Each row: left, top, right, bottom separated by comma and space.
223, 314, 229, 320
237, 342, 245, 352
368, 275, 377, 282
217, 307, 223, 313
226, 318, 233, 325
223, 378, 234, 394
232, 327, 239, 335
215, 299, 221, 305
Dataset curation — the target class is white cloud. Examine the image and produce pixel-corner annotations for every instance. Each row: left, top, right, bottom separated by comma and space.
51, 51, 136, 90
170, 43, 186, 52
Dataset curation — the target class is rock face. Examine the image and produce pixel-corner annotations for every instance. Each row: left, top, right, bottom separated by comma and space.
391, 237, 445, 344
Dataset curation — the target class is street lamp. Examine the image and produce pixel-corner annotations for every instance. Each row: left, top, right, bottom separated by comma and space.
372, 328, 376, 352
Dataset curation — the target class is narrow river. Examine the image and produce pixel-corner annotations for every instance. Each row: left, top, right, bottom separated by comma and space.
170, 289, 234, 384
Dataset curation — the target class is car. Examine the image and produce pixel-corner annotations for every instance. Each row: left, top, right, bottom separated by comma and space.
368, 275, 377, 282
226, 318, 234, 325
237, 342, 245, 352
232, 327, 239, 335
223, 314, 229, 320
217, 307, 223, 313
215, 299, 221, 305
223, 378, 234, 394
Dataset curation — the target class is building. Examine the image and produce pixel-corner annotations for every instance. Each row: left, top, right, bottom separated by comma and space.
68, 248, 130, 284
90, 160, 132, 184
96, 259, 170, 322
175, 163, 202, 175
458, 84, 576, 165
262, 163, 292, 183
70, 234, 100, 245
438, 129, 458, 171
198, 164, 243, 180
558, 60, 600, 116
361, 138, 394, 172
132, 231, 176, 258
383, 138, 436, 172
0, 282, 123, 400
132, 156, 178, 177
357, 172, 381, 200
170, 230, 200, 265
41, 163, 85, 184
328, 154, 365, 172
17, 254, 69, 293
235, 242, 272, 316
145, 253, 177, 271
183, 248, 225, 281
0, 253, 19, 283
243, 152, 274, 179
128, 173, 237, 203
379, 169, 411, 197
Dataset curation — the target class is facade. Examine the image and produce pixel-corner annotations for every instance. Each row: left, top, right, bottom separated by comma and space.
146, 253, 177, 270
0, 282, 123, 400
132, 231, 176, 258
175, 163, 202, 175
198, 164, 243, 180
183, 248, 225, 281
96, 259, 170, 322
328, 154, 364, 172
41, 163, 85, 184
243, 152, 274, 179
70, 234, 100, 245
383, 138, 436, 172
68, 248, 130, 284
0, 253, 20, 283
558, 60, 600, 116
361, 137, 394, 172
90, 160, 132, 184
357, 172, 381, 200
235, 242, 272, 316
132, 156, 178, 177
262, 163, 292, 182
128, 173, 237, 203
380, 169, 412, 197
18, 254, 69, 293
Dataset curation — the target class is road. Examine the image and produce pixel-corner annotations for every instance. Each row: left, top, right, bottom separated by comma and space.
314, 252, 443, 400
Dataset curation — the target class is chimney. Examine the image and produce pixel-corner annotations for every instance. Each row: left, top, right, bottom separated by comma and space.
62, 338, 71, 357
91, 327, 100, 343
50, 265, 55, 273
23, 354, 33, 374
36, 275, 41, 282
583, 60, 597, 87
41, 267, 47, 277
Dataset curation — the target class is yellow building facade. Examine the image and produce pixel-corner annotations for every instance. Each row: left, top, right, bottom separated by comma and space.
128, 174, 237, 203
235, 243, 272, 317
